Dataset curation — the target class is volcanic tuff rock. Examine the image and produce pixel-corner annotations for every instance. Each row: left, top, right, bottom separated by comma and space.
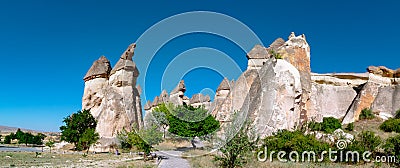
142, 32, 399, 139
245, 58, 302, 137
82, 43, 143, 152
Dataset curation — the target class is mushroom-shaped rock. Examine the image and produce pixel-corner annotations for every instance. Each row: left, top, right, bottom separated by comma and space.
171, 80, 186, 95
144, 100, 152, 110
190, 93, 211, 104
246, 44, 268, 59
152, 96, 160, 107
83, 56, 111, 81
269, 38, 285, 51
217, 78, 231, 91
159, 90, 169, 103
110, 43, 139, 76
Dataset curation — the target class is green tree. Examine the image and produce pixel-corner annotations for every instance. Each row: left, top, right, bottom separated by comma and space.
78, 128, 99, 153
15, 128, 24, 142
117, 128, 132, 150
60, 109, 97, 151
127, 125, 163, 161
46, 139, 55, 153
152, 103, 170, 138
32, 133, 46, 145
215, 123, 257, 168
167, 105, 220, 144
4, 135, 11, 144
19, 132, 34, 146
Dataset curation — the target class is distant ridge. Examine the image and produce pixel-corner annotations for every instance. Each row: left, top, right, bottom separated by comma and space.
0, 125, 38, 133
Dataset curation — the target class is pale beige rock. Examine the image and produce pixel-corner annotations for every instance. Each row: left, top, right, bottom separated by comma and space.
278, 32, 311, 124
82, 44, 143, 152
309, 83, 357, 122
169, 80, 186, 106
246, 45, 268, 70
371, 85, 400, 118
246, 58, 302, 138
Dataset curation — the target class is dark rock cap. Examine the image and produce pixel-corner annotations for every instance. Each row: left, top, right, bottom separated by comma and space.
144, 100, 151, 110
171, 80, 186, 94
269, 38, 285, 51
217, 78, 231, 91
110, 43, 139, 76
83, 55, 112, 81
246, 44, 268, 59
151, 96, 159, 107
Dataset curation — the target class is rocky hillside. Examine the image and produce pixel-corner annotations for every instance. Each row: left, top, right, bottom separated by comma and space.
144, 32, 400, 139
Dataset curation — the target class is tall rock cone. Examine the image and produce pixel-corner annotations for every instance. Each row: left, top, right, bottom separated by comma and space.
82, 43, 143, 152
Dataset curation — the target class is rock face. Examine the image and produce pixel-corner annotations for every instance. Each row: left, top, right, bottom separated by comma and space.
246, 58, 302, 137
190, 93, 211, 108
142, 32, 399, 140
278, 32, 311, 124
371, 85, 400, 118
310, 83, 357, 122
82, 43, 143, 152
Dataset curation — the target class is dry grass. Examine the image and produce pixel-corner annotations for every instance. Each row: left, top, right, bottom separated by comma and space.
348, 117, 398, 140
154, 139, 191, 151
0, 151, 156, 167
183, 149, 217, 168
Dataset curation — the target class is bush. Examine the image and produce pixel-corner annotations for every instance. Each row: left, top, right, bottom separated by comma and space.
215, 124, 256, 168
345, 123, 354, 131
308, 117, 342, 133
383, 134, 400, 164
359, 108, 375, 120
269, 49, 283, 59
260, 130, 331, 161
395, 109, 400, 119
127, 125, 163, 161
357, 131, 381, 152
341, 131, 382, 163
379, 118, 400, 133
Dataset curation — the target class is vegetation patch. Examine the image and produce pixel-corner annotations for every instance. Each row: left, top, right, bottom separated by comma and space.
308, 117, 342, 133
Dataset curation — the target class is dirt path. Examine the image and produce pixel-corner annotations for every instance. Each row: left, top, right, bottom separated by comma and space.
156, 150, 190, 168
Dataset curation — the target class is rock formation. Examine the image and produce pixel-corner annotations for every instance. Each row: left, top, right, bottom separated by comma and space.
245, 58, 302, 136
82, 43, 143, 152
141, 32, 399, 139
144, 80, 213, 127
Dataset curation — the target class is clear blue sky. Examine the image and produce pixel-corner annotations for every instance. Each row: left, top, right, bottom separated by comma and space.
0, 0, 399, 132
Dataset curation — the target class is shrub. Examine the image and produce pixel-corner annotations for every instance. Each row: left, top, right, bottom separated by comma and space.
308, 117, 342, 133
357, 131, 381, 152
260, 130, 331, 161
379, 118, 400, 133
127, 125, 163, 161
215, 124, 256, 168
345, 123, 354, 131
383, 134, 400, 164
359, 108, 375, 120
341, 131, 382, 163
269, 49, 283, 59
395, 109, 400, 119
